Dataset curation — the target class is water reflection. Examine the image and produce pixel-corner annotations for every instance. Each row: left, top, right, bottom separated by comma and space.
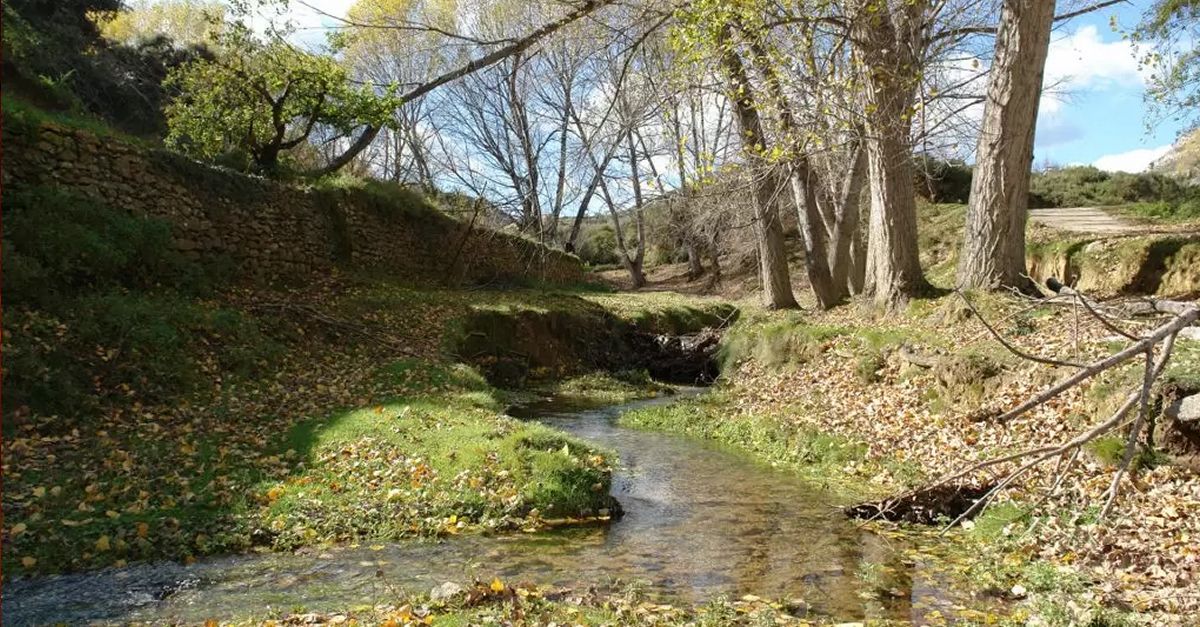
3, 392, 992, 625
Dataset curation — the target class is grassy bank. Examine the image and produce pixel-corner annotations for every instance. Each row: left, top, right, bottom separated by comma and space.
0, 186, 734, 577
610, 293, 1197, 624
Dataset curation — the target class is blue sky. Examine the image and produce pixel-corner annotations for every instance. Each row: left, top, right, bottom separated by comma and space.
1034, 0, 1186, 171
274, 0, 1184, 173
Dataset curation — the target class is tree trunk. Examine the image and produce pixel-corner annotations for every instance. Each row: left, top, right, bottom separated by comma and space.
791, 160, 842, 309
598, 176, 646, 288
717, 25, 797, 309
957, 0, 1054, 292
686, 241, 704, 280
853, 0, 932, 308
825, 144, 867, 295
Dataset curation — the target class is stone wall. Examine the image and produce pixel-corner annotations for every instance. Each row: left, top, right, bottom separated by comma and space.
1, 122, 586, 285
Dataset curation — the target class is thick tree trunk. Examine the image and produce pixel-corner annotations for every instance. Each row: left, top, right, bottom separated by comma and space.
853, 1, 932, 308
718, 26, 797, 309
957, 0, 1054, 292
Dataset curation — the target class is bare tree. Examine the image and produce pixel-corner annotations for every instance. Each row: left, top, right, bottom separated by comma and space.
717, 23, 798, 309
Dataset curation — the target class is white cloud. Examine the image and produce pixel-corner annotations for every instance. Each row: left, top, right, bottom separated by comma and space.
1092, 144, 1172, 173
1040, 25, 1145, 115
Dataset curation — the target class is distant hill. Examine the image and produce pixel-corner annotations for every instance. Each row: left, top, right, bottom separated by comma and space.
1151, 128, 1200, 185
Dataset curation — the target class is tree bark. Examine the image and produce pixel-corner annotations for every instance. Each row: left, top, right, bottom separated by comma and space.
717, 25, 797, 309
852, 0, 932, 308
790, 160, 842, 308
829, 149, 867, 296
957, 0, 1054, 292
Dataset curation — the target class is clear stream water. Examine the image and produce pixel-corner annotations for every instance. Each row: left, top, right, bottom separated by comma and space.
3, 392, 992, 625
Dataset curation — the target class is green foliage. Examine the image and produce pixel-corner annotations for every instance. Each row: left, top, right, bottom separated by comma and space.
577, 223, 619, 266
1120, 198, 1200, 222
1029, 166, 1200, 210
165, 27, 399, 173
1132, 0, 1200, 127
914, 155, 973, 204
3, 0, 213, 137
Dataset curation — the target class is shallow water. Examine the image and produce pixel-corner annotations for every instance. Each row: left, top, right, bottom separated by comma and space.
3, 391, 987, 625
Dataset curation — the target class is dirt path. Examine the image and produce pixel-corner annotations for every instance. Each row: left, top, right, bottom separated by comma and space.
1028, 206, 1136, 234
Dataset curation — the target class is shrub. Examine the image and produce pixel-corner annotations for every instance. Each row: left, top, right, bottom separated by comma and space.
914, 156, 973, 203
1028, 166, 1200, 211
576, 224, 619, 266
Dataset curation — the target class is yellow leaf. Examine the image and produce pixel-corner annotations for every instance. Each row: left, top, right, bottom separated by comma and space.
137, 522, 150, 538
32, 487, 46, 498
205, 620, 218, 627
11, 522, 27, 535
21, 556, 37, 567
96, 535, 111, 551
266, 486, 285, 502
490, 577, 504, 592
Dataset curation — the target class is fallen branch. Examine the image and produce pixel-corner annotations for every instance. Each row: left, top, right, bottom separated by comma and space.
849, 283, 1196, 527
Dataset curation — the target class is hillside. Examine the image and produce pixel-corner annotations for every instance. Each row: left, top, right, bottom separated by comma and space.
1152, 128, 1200, 185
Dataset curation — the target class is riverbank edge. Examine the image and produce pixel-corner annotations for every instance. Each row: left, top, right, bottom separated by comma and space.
1, 282, 735, 578
611, 306, 1162, 627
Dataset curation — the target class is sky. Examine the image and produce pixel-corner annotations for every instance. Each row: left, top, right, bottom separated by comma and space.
256, 0, 1186, 173
1034, 0, 1186, 172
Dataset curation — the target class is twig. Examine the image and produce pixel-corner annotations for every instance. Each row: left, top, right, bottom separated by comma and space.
992, 307, 1198, 424
1100, 332, 1178, 518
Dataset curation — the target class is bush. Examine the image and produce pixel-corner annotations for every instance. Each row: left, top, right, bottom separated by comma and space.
914, 156, 973, 203
576, 224, 619, 266
1028, 166, 1198, 210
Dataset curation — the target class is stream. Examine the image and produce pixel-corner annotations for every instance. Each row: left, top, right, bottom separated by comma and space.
3, 391, 990, 625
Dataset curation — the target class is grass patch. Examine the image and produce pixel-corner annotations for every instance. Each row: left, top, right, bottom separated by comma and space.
617, 391, 884, 499
2, 358, 615, 575
263, 391, 613, 549
533, 371, 670, 407
718, 314, 848, 370
1, 93, 139, 142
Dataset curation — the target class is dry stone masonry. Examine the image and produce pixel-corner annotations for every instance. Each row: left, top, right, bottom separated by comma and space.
2, 122, 586, 285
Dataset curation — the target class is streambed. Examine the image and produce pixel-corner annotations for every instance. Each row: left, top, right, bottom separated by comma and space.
3, 392, 989, 624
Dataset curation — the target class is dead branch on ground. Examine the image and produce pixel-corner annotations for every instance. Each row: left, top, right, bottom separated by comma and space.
848, 278, 1198, 526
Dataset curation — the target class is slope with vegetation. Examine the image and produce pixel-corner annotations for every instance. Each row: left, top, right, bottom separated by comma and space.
0, 138, 734, 578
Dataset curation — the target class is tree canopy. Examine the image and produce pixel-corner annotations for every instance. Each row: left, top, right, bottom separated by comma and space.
164, 27, 399, 173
